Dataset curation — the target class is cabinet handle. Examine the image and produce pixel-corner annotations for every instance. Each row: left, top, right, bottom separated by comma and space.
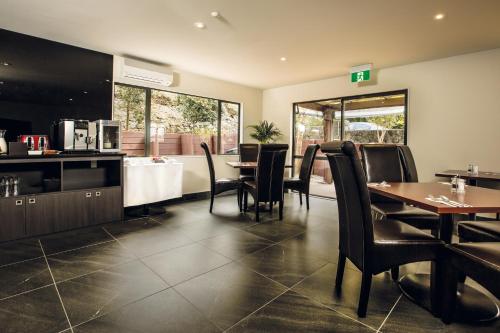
85, 192, 92, 198
28, 198, 36, 204
15, 199, 23, 206
95, 191, 101, 197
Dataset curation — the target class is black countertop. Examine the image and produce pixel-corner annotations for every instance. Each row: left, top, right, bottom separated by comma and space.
0, 152, 126, 161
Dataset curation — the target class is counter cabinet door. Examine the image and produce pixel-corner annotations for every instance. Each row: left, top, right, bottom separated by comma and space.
93, 187, 122, 225
0, 197, 26, 242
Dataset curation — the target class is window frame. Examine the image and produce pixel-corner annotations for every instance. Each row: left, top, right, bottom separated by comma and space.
113, 82, 241, 156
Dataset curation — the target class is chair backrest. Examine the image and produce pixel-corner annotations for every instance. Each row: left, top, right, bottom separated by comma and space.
239, 143, 259, 176
398, 145, 419, 182
255, 144, 288, 202
200, 142, 215, 189
299, 144, 320, 183
359, 144, 404, 183
321, 141, 374, 270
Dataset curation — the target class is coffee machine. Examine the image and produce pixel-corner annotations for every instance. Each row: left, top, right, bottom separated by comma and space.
52, 120, 97, 152
94, 120, 121, 153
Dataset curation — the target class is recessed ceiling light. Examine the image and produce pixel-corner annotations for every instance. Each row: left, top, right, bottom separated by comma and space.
194, 22, 206, 29
434, 13, 445, 20
280, 57, 287, 62
1, 61, 10, 66
210, 11, 220, 18
68, 98, 73, 101
83, 91, 88, 94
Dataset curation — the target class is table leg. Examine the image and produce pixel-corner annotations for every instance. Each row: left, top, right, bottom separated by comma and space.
399, 213, 499, 322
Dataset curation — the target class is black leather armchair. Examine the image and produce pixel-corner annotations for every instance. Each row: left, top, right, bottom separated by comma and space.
322, 141, 443, 318
243, 144, 288, 222
239, 143, 259, 181
284, 144, 319, 209
360, 144, 439, 231
200, 142, 241, 213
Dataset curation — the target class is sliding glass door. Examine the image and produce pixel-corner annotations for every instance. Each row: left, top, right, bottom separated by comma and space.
292, 90, 407, 198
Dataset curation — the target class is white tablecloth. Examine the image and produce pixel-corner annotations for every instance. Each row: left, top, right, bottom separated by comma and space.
124, 158, 183, 207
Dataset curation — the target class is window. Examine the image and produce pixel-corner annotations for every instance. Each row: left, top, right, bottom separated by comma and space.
113, 85, 147, 156
113, 84, 241, 156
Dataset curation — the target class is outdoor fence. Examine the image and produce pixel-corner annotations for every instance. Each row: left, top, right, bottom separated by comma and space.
122, 131, 237, 156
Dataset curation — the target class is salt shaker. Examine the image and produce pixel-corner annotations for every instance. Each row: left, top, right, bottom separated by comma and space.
451, 175, 458, 192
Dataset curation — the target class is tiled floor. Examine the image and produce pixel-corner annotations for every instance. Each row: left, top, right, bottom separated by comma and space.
0, 194, 498, 333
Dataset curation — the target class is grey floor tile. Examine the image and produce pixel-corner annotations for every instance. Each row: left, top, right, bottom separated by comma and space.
0, 284, 69, 333
72, 288, 220, 333
175, 262, 286, 330
0, 257, 52, 299
142, 243, 231, 285
227, 290, 374, 333
57, 260, 168, 326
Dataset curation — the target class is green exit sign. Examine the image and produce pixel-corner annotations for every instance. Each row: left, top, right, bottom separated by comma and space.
351, 70, 370, 83
350, 64, 373, 83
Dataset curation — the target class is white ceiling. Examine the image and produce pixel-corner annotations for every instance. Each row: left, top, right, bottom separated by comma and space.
1, 0, 500, 89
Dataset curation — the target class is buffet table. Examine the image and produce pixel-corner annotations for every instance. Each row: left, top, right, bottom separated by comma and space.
124, 157, 183, 207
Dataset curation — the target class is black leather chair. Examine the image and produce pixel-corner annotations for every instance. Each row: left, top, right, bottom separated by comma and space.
243, 144, 288, 222
239, 143, 259, 181
200, 142, 241, 213
458, 221, 500, 242
322, 141, 442, 318
441, 242, 500, 324
284, 144, 319, 209
360, 144, 439, 231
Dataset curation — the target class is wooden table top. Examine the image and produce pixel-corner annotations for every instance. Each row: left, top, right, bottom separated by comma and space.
435, 170, 500, 182
367, 182, 500, 214
226, 161, 258, 169
226, 161, 293, 169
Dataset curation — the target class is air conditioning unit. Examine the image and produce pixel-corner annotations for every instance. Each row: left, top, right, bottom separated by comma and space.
118, 57, 173, 87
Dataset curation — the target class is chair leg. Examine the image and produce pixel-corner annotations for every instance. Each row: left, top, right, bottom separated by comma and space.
243, 191, 248, 211
278, 200, 283, 220
255, 202, 260, 222
335, 253, 346, 294
457, 271, 466, 283
299, 191, 303, 205
391, 266, 399, 282
209, 192, 215, 213
357, 271, 372, 318
269, 201, 274, 215
441, 263, 458, 324
237, 188, 242, 212
306, 191, 310, 210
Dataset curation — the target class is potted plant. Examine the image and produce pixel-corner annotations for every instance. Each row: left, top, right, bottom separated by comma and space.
248, 121, 283, 143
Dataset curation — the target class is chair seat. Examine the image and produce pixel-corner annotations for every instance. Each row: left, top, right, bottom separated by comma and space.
243, 180, 256, 190
283, 178, 303, 189
458, 221, 500, 242
239, 175, 255, 182
372, 202, 439, 230
374, 218, 439, 244
450, 243, 500, 270
214, 178, 241, 195
371, 218, 442, 274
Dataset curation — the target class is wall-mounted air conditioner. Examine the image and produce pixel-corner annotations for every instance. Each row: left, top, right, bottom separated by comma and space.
116, 56, 173, 88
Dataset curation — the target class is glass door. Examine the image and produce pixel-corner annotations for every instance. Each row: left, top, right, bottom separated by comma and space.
293, 99, 341, 198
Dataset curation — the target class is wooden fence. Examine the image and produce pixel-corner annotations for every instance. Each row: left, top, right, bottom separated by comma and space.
122, 131, 237, 156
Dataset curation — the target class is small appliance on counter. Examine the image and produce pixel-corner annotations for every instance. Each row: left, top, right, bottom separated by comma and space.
94, 120, 121, 153
18, 135, 49, 154
0, 130, 7, 155
52, 119, 97, 152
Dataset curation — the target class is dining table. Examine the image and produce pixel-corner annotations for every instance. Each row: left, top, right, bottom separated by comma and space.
436, 169, 500, 219
226, 161, 293, 169
368, 182, 500, 322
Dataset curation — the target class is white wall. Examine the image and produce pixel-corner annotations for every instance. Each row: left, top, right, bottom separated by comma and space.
114, 59, 263, 194
263, 48, 500, 182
